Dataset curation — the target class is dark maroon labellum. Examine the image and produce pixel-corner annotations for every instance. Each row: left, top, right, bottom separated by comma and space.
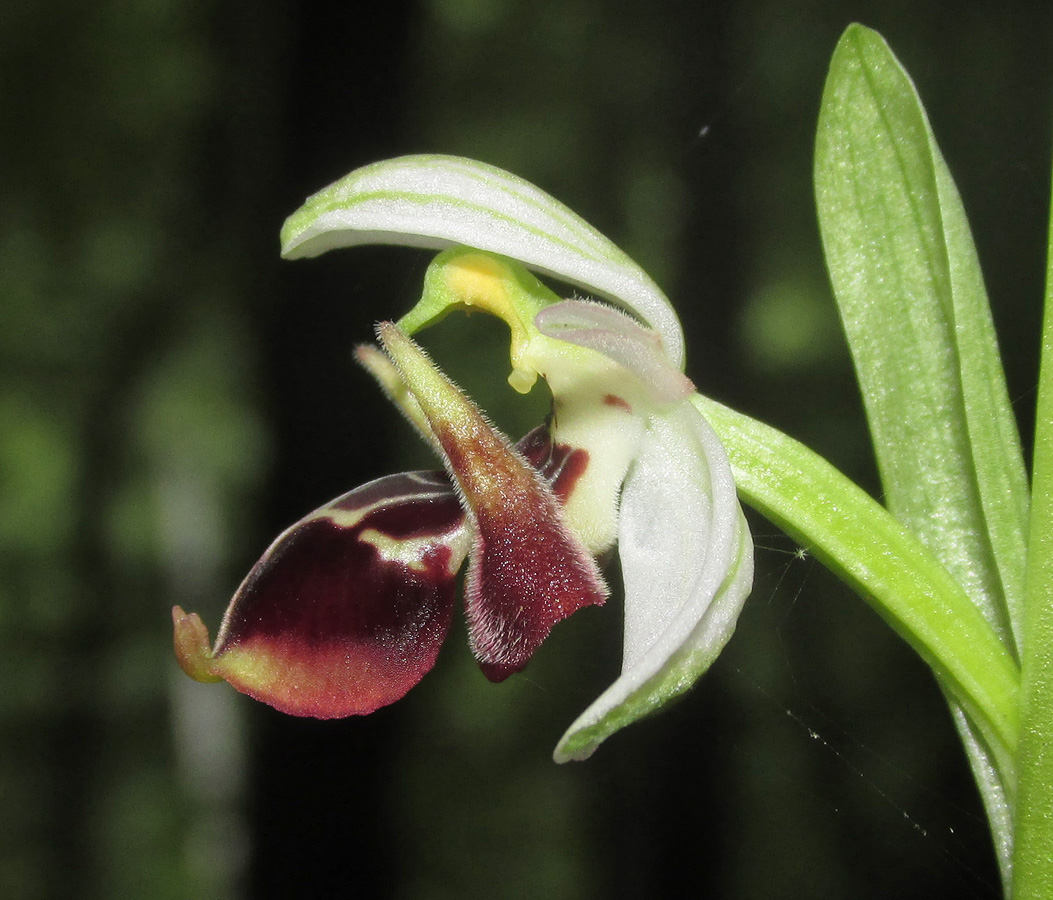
207, 471, 469, 717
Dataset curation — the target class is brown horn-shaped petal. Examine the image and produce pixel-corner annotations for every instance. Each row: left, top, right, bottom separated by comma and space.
377, 323, 607, 682
173, 471, 469, 717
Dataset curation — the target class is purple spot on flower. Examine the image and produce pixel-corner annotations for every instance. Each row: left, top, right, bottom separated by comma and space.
603, 394, 633, 413
516, 426, 590, 503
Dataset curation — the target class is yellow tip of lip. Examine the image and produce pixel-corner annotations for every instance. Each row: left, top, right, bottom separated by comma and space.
171, 606, 224, 684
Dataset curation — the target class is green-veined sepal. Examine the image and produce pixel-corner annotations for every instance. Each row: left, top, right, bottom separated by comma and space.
280, 154, 685, 368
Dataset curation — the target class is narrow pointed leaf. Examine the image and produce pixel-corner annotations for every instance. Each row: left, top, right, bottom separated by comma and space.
280, 154, 684, 368
815, 28, 1028, 874
815, 24, 1028, 653
555, 402, 754, 762
1010, 145, 1053, 898
949, 701, 1013, 893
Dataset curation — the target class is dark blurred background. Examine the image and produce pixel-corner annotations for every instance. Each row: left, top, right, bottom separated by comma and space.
2, 1, 1050, 898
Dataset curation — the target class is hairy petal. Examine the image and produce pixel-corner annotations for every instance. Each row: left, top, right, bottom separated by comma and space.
396, 249, 649, 555
355, 343, 441, 451
172, 471, 469, 717
280, 154, 684, 368
554, 402, 754, 762
535, 300, 695, 405
377, 323, 607, 681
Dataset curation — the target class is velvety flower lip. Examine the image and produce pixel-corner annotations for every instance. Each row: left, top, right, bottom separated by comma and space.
373, 322, 608, 682
173, 317, 608, 713
174, 155, 754, 762
173, 470, 469, 717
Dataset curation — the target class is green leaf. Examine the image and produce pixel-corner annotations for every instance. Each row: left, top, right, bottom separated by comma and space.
693, 395, 1019, 789
814, 26, 1029, 886
814, 24, 1029, 654
1011, 145, 1053, 900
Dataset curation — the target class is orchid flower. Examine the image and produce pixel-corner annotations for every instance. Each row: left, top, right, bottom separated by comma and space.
172, 155, 754, 761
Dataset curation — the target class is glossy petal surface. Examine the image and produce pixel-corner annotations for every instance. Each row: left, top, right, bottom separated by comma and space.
176, 471, 469, 717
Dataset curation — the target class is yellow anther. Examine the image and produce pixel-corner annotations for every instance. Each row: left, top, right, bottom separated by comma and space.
442, 253, 542, 393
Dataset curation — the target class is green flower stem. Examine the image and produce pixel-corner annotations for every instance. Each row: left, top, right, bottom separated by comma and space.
1010, 167, 1053, 898
692, 395, 1020, 787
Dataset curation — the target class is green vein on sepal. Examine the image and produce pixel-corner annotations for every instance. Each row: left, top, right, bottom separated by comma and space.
278, 154, 685, 368
284, 159, 612, 258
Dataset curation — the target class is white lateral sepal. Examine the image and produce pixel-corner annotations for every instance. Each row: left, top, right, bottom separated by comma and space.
554, 401, 754, 762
